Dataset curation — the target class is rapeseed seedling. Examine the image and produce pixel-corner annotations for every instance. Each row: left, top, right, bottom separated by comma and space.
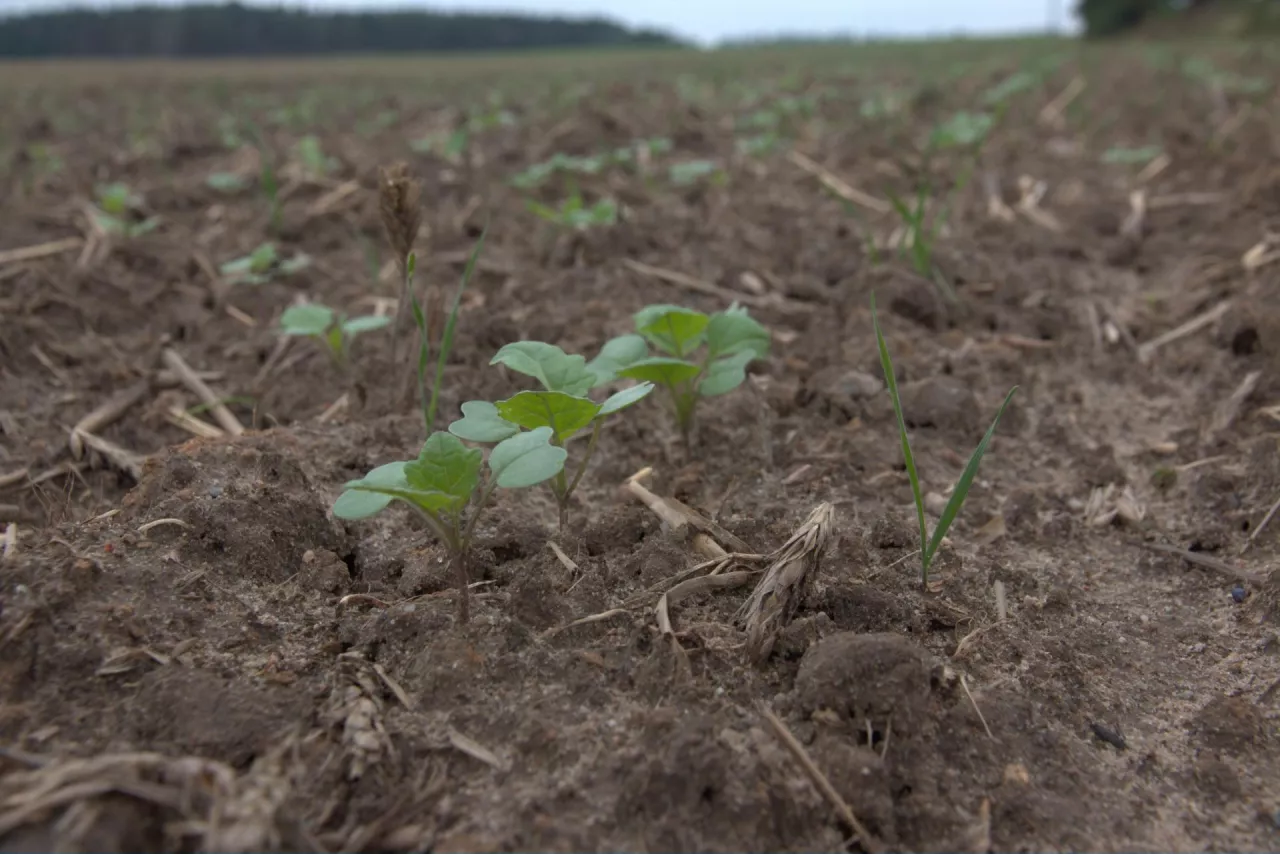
592, 303, 770, 449
451, 341, 653, 529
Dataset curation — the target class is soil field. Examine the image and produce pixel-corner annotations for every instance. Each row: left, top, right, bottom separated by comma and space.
2, 41, 1280, 852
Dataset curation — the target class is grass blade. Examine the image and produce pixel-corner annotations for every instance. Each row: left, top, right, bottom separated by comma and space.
870, 294, 929, 574
923, 386, 1018, 566
425, 223, 487, 432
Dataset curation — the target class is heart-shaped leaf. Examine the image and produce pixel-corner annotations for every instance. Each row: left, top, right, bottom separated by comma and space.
449, 400, 522, 443
490, 341, 596, 395
405, 432, 483, 507
699, 350, 756, 397
333, 461, 406, 519
634, 306, 709, 356
598, 382, 654, 415
586, 334, 649, 387
706, 306, 770, 360
617, 357, 701, 388
488, 426, 567, 488
281, 304, 334, 336
496, 391, 600, 443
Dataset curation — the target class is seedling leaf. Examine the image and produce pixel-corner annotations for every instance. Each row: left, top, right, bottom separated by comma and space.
449, 400, 521, 443
332, 461, 408, 519
617, 356, 701, 387
699, 350, 756, 397
598, 382, 654, 415
281, 304, 334, 336
923, 386, 1018, 565
635, 305, 709, 356
341, 315, 392, 336
488, 426, 567, 488
404, 432, 483, 509
706, 307, 770, 359
490, 341, 596, 396
496, 391, 600, 442
586, 334, 649, 386
871, 295, 928, 562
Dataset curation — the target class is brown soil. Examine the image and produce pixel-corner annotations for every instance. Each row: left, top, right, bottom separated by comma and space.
2, 45, 1279, 852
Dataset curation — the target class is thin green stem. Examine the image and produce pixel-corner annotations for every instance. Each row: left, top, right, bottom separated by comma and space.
564, 418, 602, 500
425, 226, 487, 433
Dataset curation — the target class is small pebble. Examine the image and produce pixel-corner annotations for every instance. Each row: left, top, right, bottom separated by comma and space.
1231, 585, 1246, 604
208, 483, 223, 498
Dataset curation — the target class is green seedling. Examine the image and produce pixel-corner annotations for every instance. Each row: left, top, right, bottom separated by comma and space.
407, 229, 486, 435
980, 70, 1038, 107
884, 108, 1001, 302
590, 303, 770, 449
736, 132, 784, 157
410, 129, 469, 164
356, 109, 400, 138
1101, 145, 1164, 166
280, 303, 390, 368
244, 121, 282, 233
206, 172, 249, 193
91, 182, 160, 238
333, 428, 565, 623
21, 143, 63, 191
860, 90, 908, 120
511, 153, 608, 189
871, 293, 1016, 590
295, 135, 338, 178
669, 159, 726, 187
526, 193, 618, 229
220, 242, 311, 285
217, 115, 243, 149
451, 341, 653, 529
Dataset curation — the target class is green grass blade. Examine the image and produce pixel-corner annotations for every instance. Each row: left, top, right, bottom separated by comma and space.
924, 386, 1018, 567
870, 294, 929, 573
425, 223, 487, 431
410, 289, 431, 432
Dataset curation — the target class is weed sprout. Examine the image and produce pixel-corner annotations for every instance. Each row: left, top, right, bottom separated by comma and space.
871, 293, 1016, 590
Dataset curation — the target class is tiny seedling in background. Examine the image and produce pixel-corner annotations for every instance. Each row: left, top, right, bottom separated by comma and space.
295, 134, 338, 178
206, 171, 250, 193
871, 293, 1017, 591
244, 120, 282, 233
279, 303, 390, 368
450, 341, 653, 529
332, 428, 566, 623
220, 242, 311, 285
590, 303, 770, 449
91, 182, 160, 238
884, 109, 1000, 302
410, 128, 469, 164
669, 159, 727, 187
1101, 145, 1164, 166
526, 192, 618, 230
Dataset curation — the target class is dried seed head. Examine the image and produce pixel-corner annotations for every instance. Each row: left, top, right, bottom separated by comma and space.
377, 162, 422, 266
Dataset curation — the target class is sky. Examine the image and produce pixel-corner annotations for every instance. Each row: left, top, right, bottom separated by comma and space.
6, 0, 1082, 45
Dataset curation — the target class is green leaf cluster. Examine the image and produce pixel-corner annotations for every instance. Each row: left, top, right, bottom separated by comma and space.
220, 242, 311, 285
590, 303, 770, 444
280, 303, 390, 367
449, 341, 654, 528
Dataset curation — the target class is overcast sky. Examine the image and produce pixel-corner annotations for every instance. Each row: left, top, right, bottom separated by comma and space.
8, 0, 1081, 44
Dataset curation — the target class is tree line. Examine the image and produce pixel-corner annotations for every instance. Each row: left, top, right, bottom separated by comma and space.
0, 2, 683, 57
1077, 0, 1275, 37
